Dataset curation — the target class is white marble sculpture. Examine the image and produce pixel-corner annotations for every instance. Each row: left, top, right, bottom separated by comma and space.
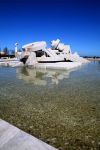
50, 39, 89, 63
0, 39, 89, 68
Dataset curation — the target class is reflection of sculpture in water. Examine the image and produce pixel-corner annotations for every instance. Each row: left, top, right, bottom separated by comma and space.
44, 70, 69, 85
16, 67, 47, 85
16, 67, 76, 85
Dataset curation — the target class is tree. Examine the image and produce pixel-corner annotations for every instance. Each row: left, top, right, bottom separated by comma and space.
18, 49, 22, 52
11, 50, 15, 55
3, 47, 9, 55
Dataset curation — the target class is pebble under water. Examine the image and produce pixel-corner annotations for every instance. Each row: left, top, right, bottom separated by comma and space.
0, 61, 100, 150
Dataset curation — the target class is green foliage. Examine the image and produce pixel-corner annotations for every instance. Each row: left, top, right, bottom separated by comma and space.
11, 50, 15, 55
3, 47, 9, 55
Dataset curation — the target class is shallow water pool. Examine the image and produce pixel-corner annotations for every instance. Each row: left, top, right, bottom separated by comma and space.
0, 61, 100, 150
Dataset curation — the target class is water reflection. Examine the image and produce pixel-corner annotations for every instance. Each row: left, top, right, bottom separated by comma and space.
16, 67, 75, 85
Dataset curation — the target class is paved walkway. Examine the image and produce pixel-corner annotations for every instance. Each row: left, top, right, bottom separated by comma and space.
0, 119, 57, 150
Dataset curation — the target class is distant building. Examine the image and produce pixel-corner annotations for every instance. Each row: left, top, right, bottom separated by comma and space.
0, 51, 5, 54
0, 51, 15, 58
0, 51, 6, 56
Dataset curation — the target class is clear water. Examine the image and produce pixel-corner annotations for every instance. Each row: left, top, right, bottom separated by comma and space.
0, 61, 100, 150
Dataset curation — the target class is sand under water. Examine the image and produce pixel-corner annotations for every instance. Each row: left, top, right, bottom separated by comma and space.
0, 61, 100, 150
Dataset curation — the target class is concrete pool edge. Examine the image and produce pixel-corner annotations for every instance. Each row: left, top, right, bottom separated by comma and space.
0, 119, 57, 150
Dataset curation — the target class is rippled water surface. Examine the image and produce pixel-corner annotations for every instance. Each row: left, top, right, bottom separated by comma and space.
0, 61, 100, 150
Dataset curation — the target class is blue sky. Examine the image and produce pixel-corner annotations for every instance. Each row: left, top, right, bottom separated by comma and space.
0, 0, 100, 56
